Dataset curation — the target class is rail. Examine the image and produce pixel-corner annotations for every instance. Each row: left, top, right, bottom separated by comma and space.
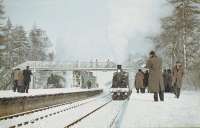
0, 93, 110, 128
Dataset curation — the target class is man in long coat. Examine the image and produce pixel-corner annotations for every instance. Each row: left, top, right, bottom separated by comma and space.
146, 51, 164, 101
135, 69, 144, 93
23, 66, 32, 93
166, 69, 172, 92
172, 62, 184, 98
163, 69, 169, 92
144, 70, 149, 89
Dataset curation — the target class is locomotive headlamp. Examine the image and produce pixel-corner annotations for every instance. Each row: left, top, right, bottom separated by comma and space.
117, 65, 122, 72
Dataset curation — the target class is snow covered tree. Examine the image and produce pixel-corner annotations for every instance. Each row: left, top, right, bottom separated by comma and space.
9, 25, 29, 66
0, 1, 12, 90
0, 0, 6, 68
152, 0, 200, 87
171, 0, 200, 69
29, 26, 54, 61
28, 26, 55, 89
153, 0, 200, 68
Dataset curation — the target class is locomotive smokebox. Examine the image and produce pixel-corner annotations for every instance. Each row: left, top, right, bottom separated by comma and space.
117, 65, 122, 70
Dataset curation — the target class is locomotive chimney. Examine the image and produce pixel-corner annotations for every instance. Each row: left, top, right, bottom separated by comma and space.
117, 65, 122, 71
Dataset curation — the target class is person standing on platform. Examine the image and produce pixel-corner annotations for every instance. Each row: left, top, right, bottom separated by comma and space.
163, 69, 168, 92
17, 69, 25, 93
135, 69, 144, 93
144, 70, 149, 92
172, 61, 184, 98
12, 68, 20, 92
146, 51, 164, 102
166, 69, 173, 92
23, 66, 32, 93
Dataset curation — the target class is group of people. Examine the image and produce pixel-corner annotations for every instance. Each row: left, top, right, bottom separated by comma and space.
12, 66, 32, 93
134, 69, 149, 93
162, 69, 173, 92
135, 51, 184, 102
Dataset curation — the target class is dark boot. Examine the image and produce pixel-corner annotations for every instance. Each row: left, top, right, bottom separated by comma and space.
159, 91, 164, 101
25, 82, 29, 93
140, 88, 145, 93
13, 85, 16, 92
173, 83, 177, 95
25, 86, 28, 93
13, 80, 17, 92
176, 88, 180, 98
174, 86, 180, 98
154, 92, 158, 102
136, 89, 139, 93
140, 88, 142, 93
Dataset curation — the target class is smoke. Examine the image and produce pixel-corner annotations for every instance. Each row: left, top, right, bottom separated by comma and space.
108, 0, 171, 64
5, 0, 171, 63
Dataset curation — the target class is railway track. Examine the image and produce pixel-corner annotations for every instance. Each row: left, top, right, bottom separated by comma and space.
109, 101, 128, 128
0, 93, 111, 128
67, 100, 128, 128
65, 99, 112, 128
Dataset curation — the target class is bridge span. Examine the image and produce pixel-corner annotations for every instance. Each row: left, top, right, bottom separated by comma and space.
13, 61, 139, 71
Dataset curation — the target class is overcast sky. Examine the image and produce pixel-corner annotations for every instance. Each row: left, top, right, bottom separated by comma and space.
5, 0, 171, 63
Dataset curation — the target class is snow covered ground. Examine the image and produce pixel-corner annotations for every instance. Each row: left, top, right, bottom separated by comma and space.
121, 90, 200, 128
66, 90, 200, 128
0, 89, 199, 128
71, 100, 126, 128
0, 92, 111, 128
0, 88, 102, 98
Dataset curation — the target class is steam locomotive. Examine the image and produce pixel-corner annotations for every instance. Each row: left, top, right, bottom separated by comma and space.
111, 65, 132, 100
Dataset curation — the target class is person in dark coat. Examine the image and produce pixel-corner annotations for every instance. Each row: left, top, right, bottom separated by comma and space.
87, 80, 92, 89
140, 70, 145, 93
166, 69, 172, 92
146, 51, 164, 102
163, 69, 169, 92
135, 69, 144, 93
12, 68, 20, 92
23, 66, 32, 93
144, 70, 149, 91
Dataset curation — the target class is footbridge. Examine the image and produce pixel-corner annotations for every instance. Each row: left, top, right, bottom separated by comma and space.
13, 61, 137, 72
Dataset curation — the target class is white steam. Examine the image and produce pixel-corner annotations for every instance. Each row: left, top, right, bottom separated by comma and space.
108, 0, 171, 64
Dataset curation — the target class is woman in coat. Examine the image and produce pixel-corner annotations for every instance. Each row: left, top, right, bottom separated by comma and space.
135, 69, 144, 93
17, 69, 25, 93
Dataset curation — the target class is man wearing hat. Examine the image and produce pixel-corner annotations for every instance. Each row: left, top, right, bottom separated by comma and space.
23, 66, 32, 93
172, 61, 184, 98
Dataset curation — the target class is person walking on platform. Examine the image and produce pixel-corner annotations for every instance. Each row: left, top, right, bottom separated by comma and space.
166, 69, 173, 92
12, 68, 20, 92
17, 69, 25, 93
172, 61, 184, 98
163, 69, 169, 92
144, 70, 149, 90
146, 51, 164, 102
23, 66, 32, 93
135, 69, 144, 93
